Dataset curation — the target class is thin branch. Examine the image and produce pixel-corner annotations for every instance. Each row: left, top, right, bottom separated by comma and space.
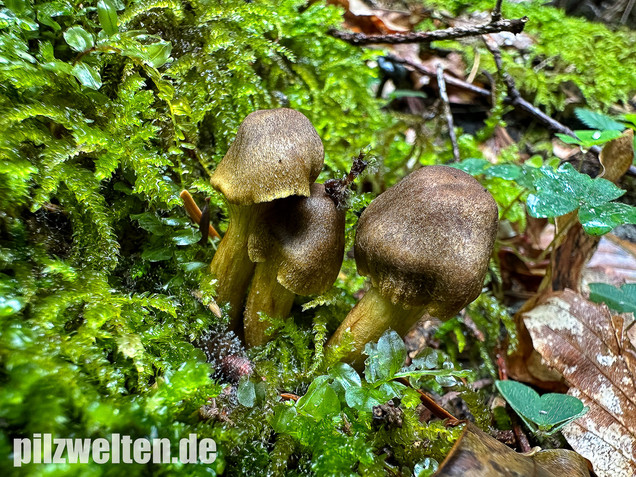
621, 0, 636, 24
482, 36, 604, 154
329, 17, 527, 46
386, 55, 491, 98
436, 62, 460, 162
491, 0, 504, 22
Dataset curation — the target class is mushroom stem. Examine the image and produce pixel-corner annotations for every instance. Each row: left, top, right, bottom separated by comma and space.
326, 286, 424, 368
243, 261, 296, 347
210, 203, 270, 329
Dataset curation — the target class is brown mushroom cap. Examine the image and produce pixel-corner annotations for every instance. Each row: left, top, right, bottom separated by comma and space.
354, 165, 499, 318
249, 183, 345, 295
210, 108, 324, 205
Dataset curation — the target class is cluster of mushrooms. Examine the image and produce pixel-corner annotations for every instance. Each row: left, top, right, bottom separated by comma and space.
209, 108, 499, 367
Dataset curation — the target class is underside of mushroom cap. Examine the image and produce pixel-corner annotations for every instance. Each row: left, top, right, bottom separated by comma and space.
210, 108, 324, 205
354, 165, 498, 316
249, 183, 345, 296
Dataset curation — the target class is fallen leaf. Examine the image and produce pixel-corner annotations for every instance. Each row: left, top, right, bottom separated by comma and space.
434, 422, 590, 476
523, 290, 636, 477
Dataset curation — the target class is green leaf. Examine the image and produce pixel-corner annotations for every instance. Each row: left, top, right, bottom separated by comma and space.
526, 165, 581, 218
237, 377, 256, 407
496, 380, 588, 433
144, 41, 172, 68
329, 362, 361, 399
296, 376, 340, 419
526, 163, 624, 222
575, 108, 625, 132
97, 0, 118, 36
579, 202, 636, 235
556, 130, 622, 148
72, 62, 102, 89
64, 26, 95, 52
484, 164, 521, 180
171, 229, 200, 246
141, 246, 172, 262
364, 330, 406, 383
450, 158, 490, 176
344, 386, 385, 412
588, 283, 636, 314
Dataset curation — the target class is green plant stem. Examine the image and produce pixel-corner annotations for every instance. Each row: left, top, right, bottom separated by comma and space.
210, 203, 269, 330
326, 286, 424, 368
243, 260, 295, 347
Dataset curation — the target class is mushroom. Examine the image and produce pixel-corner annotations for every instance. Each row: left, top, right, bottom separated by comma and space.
326, 165, 499, 366
209, 109, 324, 328
243, 183, 345, 347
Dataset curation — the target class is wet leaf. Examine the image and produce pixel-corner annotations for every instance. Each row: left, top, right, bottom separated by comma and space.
71, 62, 102, 89
63, 26, 94, 52
523, 290, 636, 477
296, 375, 340, 419
364, 330, 406, 383
97, 0, 118, 36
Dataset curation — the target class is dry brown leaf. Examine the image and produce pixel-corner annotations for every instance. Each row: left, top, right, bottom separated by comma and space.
434, 422, 590, 476
523, 289, 636, 477
599, 129, 634, 183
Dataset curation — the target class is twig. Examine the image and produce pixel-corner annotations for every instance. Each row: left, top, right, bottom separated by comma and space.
180, 190, 220, 239
491, 0, 504, 22
621, 0, 635, 24
386, 55, 491, 98
481, 36, 607, 156
436, 63, 460, 162
395, 377, 461, 426
329, 17, 527, 46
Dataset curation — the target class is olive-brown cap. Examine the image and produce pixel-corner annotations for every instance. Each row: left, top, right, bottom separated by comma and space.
249, 183, 345, 295
354, 165, 498, 317
210, 108, 324, 205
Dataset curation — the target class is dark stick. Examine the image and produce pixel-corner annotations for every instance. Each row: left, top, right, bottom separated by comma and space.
329, 17, 527, 46
387, 55, 492, 98
436, 63, 460, 162
491, 0, 504, 22
481, 36, 607, 155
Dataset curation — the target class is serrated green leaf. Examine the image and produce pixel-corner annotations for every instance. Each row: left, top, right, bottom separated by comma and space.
557, 130, 622, 148
97, 0, 118, 36
589, 283, 636, 313
579, 202, 636, 235
64, 26, 94, 52
575, 108, 625, 132
72, 62, 102, 89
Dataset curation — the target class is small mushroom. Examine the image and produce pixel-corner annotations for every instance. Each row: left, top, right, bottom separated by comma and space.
209, 109, 324, 328
326, 165, 499, 366
244, 183, 345, 347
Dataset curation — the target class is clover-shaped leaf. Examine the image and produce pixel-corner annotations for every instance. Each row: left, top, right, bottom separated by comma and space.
496, 380, 588, 435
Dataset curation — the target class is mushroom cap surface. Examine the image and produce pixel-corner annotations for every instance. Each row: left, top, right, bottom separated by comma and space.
210, 108, 324, 205
249, 183, 345, 295
354, 165, 498, 316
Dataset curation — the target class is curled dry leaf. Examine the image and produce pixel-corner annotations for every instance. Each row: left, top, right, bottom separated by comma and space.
434, 422, 590, 476
523, 289, 636, 477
